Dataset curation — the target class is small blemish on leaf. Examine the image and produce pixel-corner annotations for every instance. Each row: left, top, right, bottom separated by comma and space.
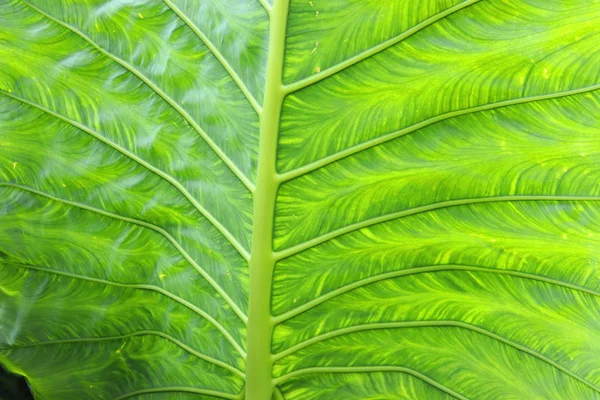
311, 41, 319, 54
12, 161, 17, 169
315, 67, 321, 73
138, 13, 144, 19
542, 68, 550, 79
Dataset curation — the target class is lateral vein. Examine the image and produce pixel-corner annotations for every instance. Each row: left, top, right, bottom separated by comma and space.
162, 0, 263, 114
272, 264, 600, 324
272, 366, 468, 400
0, 90, 251, 262
20, 0, 255, 192
1, 261, 247, 358
278, 84, 600, 183
258, 0, 272, 14
272, 322, 600, 394
113, 387, 242, 400
2, 328, 244, 378
274, 195, 600, 260
281, 0, 482, 94
0, 183, 248, 326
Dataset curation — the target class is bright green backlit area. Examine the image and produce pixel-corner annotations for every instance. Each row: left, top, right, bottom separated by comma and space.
1, 0, 600, 399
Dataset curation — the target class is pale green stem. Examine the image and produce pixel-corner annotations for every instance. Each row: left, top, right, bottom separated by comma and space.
245, 0, 289, 399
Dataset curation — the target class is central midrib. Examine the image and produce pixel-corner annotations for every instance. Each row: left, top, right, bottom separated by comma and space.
245, 1, 289, 399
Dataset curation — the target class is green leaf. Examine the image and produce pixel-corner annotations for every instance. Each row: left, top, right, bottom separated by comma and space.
1, 0, 600, 399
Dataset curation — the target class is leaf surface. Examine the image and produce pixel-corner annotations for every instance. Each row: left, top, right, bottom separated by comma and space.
1, 0, 600, 399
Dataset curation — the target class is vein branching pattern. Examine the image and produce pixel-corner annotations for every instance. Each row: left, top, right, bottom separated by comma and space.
1, 0, 600, 399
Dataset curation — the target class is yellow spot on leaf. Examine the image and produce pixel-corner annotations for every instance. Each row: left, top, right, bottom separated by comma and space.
542, 68, 550, 79
562, 234, 567, 239
159, 273, 166, 279
138, 13, 144, 19
12, 161, 17, 169
315, 67, 321, 73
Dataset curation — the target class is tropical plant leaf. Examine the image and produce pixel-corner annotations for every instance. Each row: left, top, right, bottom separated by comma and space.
1, 0, 600, 399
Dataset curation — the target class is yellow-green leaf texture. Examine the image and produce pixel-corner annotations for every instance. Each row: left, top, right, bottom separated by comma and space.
1, 0, 600, 399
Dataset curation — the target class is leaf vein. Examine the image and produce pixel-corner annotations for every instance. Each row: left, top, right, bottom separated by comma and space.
0, 183, 248, 325
258, 0, 272, 14
161, 0, 263, 114
272, 366, 468, 400
281, 0, 482, 94
113, 387, 242, 400
2, 329, 244, 378
0, 90, 250, 261
273, 264, 600, 323
20, 0, 255, 192
278, 84, 600, 182
272, 322, 600, 395
1, 261, 246, 358
274, 195, 600, 259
